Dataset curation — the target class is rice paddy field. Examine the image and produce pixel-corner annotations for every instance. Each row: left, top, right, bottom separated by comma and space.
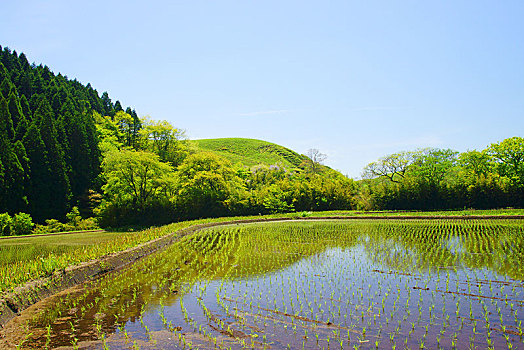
7, 219, 524, 349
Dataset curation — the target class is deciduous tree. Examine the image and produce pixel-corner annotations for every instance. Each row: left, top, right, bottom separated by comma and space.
102, 150, 176, 209
409, 148, 458, 186
363, 151, 415, 183
486, 137, 524, 185
305, 149, 327, 174
139, 117, 188, 166
175, 152, 244, 217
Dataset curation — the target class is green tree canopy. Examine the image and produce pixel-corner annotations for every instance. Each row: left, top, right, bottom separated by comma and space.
458, 150, 492, 177
175, 152, 244, 218
139, 117, 188, 166
363, 151, 415, 183
486, 136, 524, 185
102, 150, 175, 209
409, 148, 458, 186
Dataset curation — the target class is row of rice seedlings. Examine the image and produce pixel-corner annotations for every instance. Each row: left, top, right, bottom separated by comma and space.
0, 214, 277, 294
13, 219, 524, 349
15, 226, 239, 348
207, 220, 524, 349
0, 222, 193, 293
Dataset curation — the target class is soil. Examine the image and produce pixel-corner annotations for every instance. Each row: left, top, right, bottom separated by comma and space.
0, 215, 522, 348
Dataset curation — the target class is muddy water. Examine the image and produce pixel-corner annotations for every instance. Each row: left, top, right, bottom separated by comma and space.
6, 220, 524, 349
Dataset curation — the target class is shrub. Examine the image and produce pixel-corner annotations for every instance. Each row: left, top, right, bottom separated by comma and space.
0, 213, 12, 236
32, 216, 99, 235
11, 213, 34, 235
32, 224, 49, 235
66, 206, 82, 228
43, 219, 70, 233
76, 217, 99, 230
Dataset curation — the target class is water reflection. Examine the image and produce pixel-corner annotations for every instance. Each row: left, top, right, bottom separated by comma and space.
12, 220, 524, 349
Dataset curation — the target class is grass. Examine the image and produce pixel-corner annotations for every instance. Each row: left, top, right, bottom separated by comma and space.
0, 213, 311, 293
191, 137, 308, 170
309, 208, 524, 217
0, 231, 133, 266
0, 209, 522, 294
0, 216, 251, 293
13, 219, 524, 349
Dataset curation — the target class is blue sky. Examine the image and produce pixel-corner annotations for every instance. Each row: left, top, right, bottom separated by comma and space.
2, 1, 523, 177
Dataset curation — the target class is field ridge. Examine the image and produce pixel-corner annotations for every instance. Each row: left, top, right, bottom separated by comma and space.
2, 215, 524, 330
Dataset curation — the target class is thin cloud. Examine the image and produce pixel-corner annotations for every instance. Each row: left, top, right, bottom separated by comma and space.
348, 106, 414, 112
237, 109, 290, 117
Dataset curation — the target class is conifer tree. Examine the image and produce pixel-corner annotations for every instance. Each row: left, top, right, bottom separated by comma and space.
0, 97, 25, 213
18, 71, 33, 98
34, 97, 71, 219
18, 52, 30, 71
23, 122, 51, 221
0, 78, 12, 99
7, 91, 24, 131
114, 100, 123, 112
0, 95, 15, 140
11, 140, 29, 212
15, 112, 29, 141
61, 100, 96, 198
19, 94, 31, 118
101, 91, 114, 116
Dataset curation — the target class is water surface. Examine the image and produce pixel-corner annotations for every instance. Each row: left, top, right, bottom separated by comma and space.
15, 220, 524, 349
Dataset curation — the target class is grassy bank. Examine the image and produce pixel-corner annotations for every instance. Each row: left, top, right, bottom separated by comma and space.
6, 218, 524, 349
192, 137, 307, 170
0, 215, 290, 294
310, 208, 524, 217
1, 208, 522, 294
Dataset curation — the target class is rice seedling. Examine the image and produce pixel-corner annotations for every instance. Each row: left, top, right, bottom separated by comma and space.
8, 218, 524, 349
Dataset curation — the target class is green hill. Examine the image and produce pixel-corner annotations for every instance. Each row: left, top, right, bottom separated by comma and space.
191, 138, 309, 171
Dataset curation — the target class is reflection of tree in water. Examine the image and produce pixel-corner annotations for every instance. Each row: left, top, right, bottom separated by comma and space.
231, 222, 360, 277
362, 221, 459, 273
26, 222, 358, 348
362, 220, 524, 280
19, 219, 524, 349
460, 221, 524, 280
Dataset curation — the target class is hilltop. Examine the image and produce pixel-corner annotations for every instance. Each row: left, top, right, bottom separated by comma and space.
0, 46, 355, 229
191, 138, 310, 171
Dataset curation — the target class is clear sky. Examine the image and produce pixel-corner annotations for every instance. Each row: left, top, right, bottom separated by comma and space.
2, 1, 523, 177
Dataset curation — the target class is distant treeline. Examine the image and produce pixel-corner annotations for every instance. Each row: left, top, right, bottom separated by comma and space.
358, 139, 524, 210
0, 45, 522, 231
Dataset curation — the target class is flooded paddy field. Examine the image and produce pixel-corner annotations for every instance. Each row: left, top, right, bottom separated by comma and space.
7, 219, 524, 349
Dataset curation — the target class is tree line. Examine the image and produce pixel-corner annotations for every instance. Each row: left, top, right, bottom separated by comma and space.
0, 46, 355, 231
1, 45, 522, 233
358, 137, 524, 210
93, 107, 355, 226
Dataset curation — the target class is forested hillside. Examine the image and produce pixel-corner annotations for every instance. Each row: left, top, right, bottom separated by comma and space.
0, 46, 355, 229
1, 45, 522, 233
0, 45, 139, 222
